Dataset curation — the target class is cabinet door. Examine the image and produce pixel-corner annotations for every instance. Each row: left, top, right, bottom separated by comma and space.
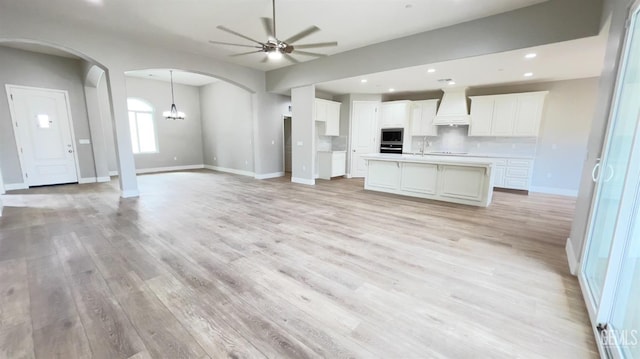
367, 160, 400, 190
331, 152, 346, 176
410, 104, 424, 135
513, 94, 545, 136
491, 97, 517, 136
469, 98, 494, 136
325, 102, 341, 136
400, 162, 438, 195
380, 104, 395, 128
315, 99, 327, 122
493, 166, 506, 187
439, 165, 486, 201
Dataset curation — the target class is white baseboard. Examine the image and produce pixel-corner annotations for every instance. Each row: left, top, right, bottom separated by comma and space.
203, 165, 255, 177
566, 237, 579, 276
4, 183, 28, 191
255, 172, 285, 180
136, 164, 204, 174
291, 177, 315, 185
79, 177, 96, 184
121, 189, 140, 198
109, 165, 205, 176
530, 186, 578, 197
97, 176, 111, 183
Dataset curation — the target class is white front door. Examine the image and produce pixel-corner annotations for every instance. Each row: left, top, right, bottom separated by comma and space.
7, 86, 78, 186
350, 101, 379, 178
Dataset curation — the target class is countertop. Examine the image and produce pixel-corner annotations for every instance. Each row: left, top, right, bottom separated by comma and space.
416, 152, 535, 159
363, 153, 494, 166
317, 150, 347, 153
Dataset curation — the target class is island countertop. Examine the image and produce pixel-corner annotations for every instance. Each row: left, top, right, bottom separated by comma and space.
362, 153, 494, 167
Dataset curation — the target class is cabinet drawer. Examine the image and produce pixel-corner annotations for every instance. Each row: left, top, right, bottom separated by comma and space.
506, 167, 530, 178
507, 159, 532, 167
505, 178, 529, 190
493, 158, 508, 166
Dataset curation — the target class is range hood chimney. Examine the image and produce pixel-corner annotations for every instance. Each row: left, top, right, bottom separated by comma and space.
433, 87, 470, 126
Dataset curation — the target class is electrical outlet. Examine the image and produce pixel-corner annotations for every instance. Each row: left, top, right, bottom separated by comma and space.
214, 156, 217, 161
297, 141, 303, 146
173, 156, 177, 161
271, 140, 275, 145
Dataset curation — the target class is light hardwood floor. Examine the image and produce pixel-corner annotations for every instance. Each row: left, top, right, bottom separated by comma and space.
0, 170, 597, 358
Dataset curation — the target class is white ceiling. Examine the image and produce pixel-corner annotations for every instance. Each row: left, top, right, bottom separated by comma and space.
1, 0, 548, 71
317, 32, 608, 95
125, 69, 219, 86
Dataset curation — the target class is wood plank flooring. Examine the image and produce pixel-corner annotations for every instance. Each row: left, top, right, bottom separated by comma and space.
0, 170, 597, 358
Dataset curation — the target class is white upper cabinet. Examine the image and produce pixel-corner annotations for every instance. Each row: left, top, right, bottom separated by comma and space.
513, 93, 546, 136
380, 101, 411, 129
468, 97, 494, 136
315, 99, 341, 136
468, 91, 547, 137
410, 100, 439, 136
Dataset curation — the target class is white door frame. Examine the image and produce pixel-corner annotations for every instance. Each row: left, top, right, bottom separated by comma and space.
0, 164, 4, 194
5, 84, 81, 186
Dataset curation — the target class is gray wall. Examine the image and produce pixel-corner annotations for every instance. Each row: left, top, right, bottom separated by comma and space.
291, 86, 316, 183
0, 46, 95, 184
569, 0, 634, 265
255, 93, 291, 175
98, 77, 118, 172
200, 81, 255, 173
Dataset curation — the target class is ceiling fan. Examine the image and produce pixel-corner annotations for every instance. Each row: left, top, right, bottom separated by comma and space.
208, 0, 338, 63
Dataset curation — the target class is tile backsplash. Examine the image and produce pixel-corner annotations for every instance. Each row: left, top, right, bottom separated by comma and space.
410, 126, 537, 156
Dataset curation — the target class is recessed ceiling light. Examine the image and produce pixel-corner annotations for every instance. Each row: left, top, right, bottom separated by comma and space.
361, 79, 368, 83
389, 88, 395, 92
525, 53, 537, 59
448, 81, 456, 85
427, 68, 436, 73
524, 72, 534, 77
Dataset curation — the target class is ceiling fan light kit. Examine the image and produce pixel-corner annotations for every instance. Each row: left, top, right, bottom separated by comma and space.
209, 0, 338, 63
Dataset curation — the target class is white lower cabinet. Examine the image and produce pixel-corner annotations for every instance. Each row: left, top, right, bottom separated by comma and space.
400, 162, 438, 195
491, 157, 533, 190
318, 151, 346, 180
439, 165, 486, 201
367, 160, 401, 189
365, 158, 493, 207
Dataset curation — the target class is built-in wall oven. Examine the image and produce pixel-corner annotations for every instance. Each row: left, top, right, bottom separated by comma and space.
380, 128, 403, 154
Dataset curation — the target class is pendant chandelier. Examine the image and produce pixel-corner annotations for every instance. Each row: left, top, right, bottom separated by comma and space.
163, 70, 185, 120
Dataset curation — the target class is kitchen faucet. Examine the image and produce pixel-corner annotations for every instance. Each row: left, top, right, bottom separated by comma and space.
420, 136, 429, 156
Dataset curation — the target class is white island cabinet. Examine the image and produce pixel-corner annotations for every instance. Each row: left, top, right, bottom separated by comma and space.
363, 154, 494, 207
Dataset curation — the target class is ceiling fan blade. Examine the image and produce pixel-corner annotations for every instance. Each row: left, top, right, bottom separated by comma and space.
230, 50, 264, 57
294, 50, 327, 57
283, 53, 300, 63
261, 17, 274, 38
283, 26, 320, 44
217, 25, 264, 45
208, 40, 261, 48
294, 42, 338, 49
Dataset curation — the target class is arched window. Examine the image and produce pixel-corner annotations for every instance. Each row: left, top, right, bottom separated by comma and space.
127, 98, 158, 154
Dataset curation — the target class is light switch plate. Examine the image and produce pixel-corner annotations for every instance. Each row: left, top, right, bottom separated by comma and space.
79, 139, 91, 145
297, 141, 303, 146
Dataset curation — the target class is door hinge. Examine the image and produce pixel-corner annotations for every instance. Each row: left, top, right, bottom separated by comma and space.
25, 173, 28, 179
9, 94, 13, 101
20, 147, 23, 154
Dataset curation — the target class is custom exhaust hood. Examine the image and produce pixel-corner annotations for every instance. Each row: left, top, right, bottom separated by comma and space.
433, 87, 471, 125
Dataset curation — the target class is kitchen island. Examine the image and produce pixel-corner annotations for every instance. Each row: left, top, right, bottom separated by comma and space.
362, 154, 495, 207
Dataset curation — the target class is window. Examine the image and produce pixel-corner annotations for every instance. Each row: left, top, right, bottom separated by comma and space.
127, 98, 158, 154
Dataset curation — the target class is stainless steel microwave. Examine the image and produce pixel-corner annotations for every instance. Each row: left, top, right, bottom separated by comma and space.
381, 128, 403, 144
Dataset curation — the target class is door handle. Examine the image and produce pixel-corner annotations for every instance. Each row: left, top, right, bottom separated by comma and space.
68, 149, 73, 153
591, 162, 601, 182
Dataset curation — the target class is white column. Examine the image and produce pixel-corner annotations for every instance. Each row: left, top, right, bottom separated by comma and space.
0, 165, 4, 216
105, 70, 139, 198
291, 85, 315, 185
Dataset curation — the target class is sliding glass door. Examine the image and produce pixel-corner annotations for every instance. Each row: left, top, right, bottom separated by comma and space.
580, 1, 640, 357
